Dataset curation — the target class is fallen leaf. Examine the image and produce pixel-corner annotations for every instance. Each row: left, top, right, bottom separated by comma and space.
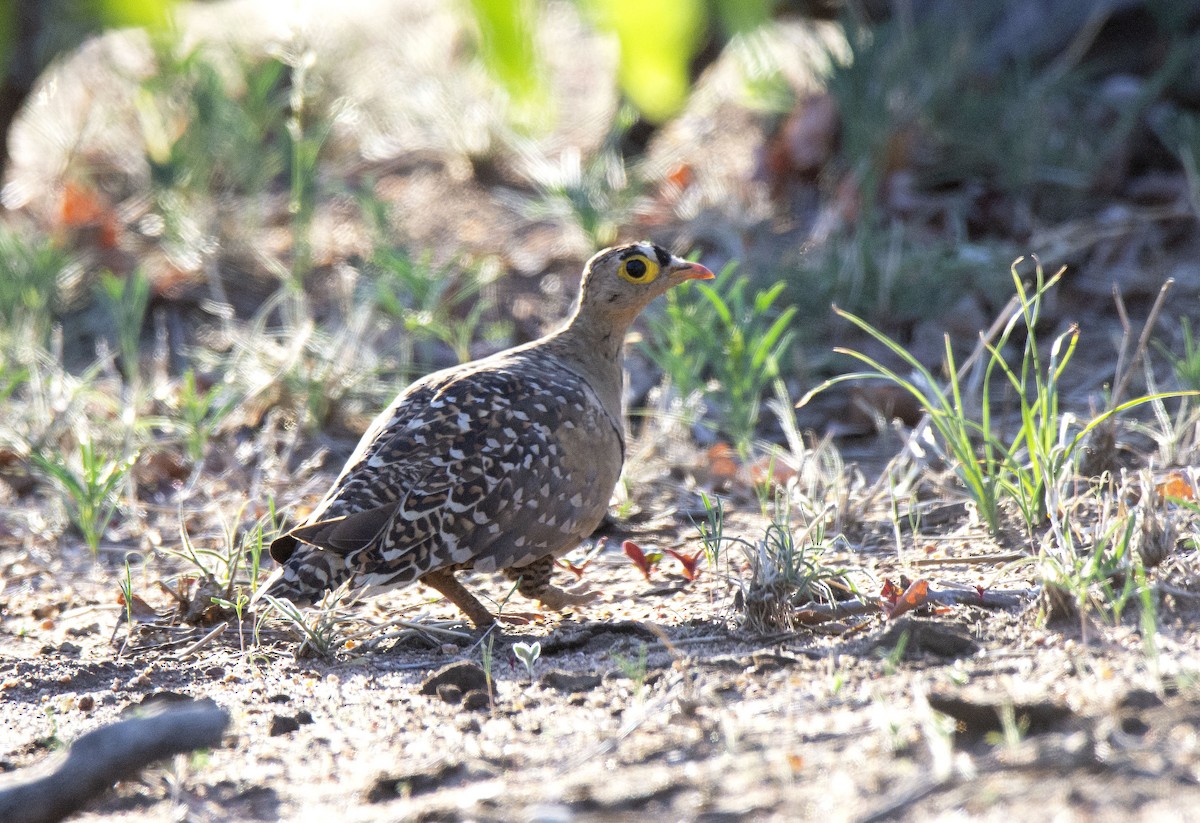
59, 181, 121, 248
558, 536, 606, 579
749, 456, 798, 488
665, 548, 704, 581
1157, 471, 1194, 500
116, 592, 160, 621
665, 162, 693, 190
706, 442, 740, 483
885, 579, 929, 620
623, 540, 661, 582
880, 578, 902, 607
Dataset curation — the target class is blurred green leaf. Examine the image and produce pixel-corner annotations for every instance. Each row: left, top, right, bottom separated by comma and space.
468, 0, 545, 121
465, 0, 772, 126
93, 0, 174, 29
587, 0, 706, 123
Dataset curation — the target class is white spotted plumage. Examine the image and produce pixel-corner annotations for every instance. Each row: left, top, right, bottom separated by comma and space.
255, 242, 714, 627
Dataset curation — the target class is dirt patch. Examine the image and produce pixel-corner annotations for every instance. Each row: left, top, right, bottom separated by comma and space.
4, 509, 1200, 822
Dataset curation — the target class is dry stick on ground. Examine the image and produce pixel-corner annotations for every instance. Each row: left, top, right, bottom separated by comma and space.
1110, 278, 1173, 410
1080, 278, 1173, 475
796, 586, 1031, 622
0, 703, 229, 823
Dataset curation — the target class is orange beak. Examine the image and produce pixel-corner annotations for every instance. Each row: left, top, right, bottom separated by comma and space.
671, 260, 715, 281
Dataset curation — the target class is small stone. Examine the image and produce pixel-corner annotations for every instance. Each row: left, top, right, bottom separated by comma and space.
420, 661, 487, 696
204, 666, 225, 679
873, 617, 979, 660
436, 683, 463, 705
539, 670, 601, 693
461, 689, 491, 712
77, 695, 95, 712
267, 693, 291, 704
295, 710, 314, 725
269, 715, 301, 736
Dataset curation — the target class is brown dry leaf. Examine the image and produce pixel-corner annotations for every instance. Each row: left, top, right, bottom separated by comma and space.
885, 579, 929, 620
706, 442, 740, 483
781, 92, 840, 177
1157, 471, 1194, 500
135, 450, 191, 487
665, 548, 703, 581
117, 592, 161, 622
59, 181, 121, 248
749, 457, 797, 488
665, 162, 694, 190
793, 609, 836, 626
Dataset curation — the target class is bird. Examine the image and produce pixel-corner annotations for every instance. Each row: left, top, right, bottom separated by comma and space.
255, 242, 714, 627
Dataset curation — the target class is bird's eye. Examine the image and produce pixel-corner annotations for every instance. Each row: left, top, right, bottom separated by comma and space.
618, 255, 659, 284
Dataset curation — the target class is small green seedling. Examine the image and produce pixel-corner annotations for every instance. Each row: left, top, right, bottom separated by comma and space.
513, 641, 541, 679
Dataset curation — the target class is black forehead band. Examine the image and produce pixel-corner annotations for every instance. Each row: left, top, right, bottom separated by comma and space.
617, 245, 672, 267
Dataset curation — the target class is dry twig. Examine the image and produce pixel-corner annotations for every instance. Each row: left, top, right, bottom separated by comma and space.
0, 702, 229, 823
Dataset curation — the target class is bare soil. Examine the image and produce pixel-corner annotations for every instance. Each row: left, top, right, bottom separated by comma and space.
4, 491, 1200, 822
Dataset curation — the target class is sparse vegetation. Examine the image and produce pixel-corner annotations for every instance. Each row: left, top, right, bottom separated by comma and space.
4, 4, 1200, 820
644, 261, 797, 455
801, 260, 1193, 540
29, 438, 137, 556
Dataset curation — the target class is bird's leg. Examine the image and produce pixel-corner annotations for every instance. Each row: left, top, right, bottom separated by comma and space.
421, 568, 496, 628
506, 556, 596, 611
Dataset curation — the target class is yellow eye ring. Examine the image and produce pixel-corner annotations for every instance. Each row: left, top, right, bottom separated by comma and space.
618, 254, 659, 284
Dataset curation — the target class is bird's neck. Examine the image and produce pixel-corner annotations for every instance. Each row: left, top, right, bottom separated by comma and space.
559, 302, 631, 362
540, 305, 632, 419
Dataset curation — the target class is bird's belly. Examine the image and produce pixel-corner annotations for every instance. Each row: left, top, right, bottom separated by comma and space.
470, 412, 622, 571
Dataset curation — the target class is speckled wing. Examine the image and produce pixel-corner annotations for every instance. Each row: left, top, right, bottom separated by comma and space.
274, 352, 625, 592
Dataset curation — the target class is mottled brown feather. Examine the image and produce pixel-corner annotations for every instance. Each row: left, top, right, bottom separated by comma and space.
255, 242, 713, 626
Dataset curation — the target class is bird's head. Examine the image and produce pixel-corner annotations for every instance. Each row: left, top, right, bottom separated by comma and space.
574, 241, 714, 329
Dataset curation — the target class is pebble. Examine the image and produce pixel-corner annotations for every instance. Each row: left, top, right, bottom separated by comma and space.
269, 715, 301, 736
420, 661, 488, 696
461, 690, 491, 712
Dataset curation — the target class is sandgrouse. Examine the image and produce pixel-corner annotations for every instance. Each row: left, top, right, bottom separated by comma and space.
257, 242, 714, 627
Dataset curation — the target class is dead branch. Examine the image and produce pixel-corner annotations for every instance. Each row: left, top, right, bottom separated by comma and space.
0, 702, 229, 823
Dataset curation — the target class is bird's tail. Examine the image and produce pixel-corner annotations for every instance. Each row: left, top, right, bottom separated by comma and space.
250, 544, 354, 611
